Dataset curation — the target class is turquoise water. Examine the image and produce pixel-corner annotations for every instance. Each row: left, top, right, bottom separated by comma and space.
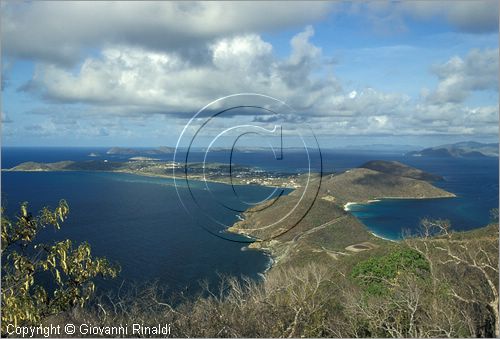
346, 156, 498, 240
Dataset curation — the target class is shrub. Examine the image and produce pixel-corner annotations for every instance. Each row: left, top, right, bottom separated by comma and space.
1, 200, 119, 334
351, 248, 430, 296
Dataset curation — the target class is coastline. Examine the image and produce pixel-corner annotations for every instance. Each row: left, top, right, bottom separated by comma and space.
342, 195, 458, 242
343, 200, 381, 211
343, 192, 457, 212
235, 192, 459, 273
257, 253, 275, 279
343, 194, 456, 212
343, 201, 401, 242
7, 163, 459, 278
5, 166, 285, 275
369, 231, 397, 243
6, 166, 280, 282
230, 193, 458, 275
2, 168, 291, 189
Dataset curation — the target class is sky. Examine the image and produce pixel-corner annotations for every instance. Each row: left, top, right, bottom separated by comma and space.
1, 1, 498, 148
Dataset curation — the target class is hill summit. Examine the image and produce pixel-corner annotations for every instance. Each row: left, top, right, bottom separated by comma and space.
359, 160, 442, 182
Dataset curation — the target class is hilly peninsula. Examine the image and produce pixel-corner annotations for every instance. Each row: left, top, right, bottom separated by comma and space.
228, 160, 455, 268
4, 159, 301, 188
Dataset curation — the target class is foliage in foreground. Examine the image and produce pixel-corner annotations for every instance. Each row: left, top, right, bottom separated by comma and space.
56, 222, 498, 338
2, 201, 498, 338
1, 201, 119, 334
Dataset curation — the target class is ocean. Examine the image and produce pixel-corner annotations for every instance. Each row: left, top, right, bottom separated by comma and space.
1, 147, 498, 295
345, 155, 499, 239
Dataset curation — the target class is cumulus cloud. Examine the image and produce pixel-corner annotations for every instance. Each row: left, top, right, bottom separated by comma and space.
424, 48, 498, 104
316, 88, 410, 118
349, 0, 499, 35
22, 28, 345, 117
16, 27, 498, 139
415, 104, 499, 136
1, 1, 333, 66
3, 0, 496, 68
402, 0, 499, 34
211, 35, 273, 72
2, 1, 498, 142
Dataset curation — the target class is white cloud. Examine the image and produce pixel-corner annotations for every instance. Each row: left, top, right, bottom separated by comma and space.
1, 1, 333, 65
425, 48, 498, 104
464, 106, 499, 125
402, 0, 499, 34
289, 26, 321, 65
23, 28, 344, 117
353, 0, 499, 34
19, 30, 498, 139
4, 0, 496, 69
3, 0, 497, 142
211, 35, 273, 72
314, 88, 410, 118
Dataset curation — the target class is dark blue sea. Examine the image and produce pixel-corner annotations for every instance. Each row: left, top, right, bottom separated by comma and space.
1, 147, 498, 296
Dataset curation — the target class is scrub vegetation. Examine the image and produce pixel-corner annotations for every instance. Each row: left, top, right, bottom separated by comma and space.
1, 203, 497, 337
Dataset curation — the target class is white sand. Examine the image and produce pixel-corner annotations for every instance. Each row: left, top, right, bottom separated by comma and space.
344, 199, 382, 211
343, 202, 357, 211
344, 200, 398, 242
369, 231, 397, 242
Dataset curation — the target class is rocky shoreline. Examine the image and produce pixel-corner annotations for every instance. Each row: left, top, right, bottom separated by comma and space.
226, 160, 457, 272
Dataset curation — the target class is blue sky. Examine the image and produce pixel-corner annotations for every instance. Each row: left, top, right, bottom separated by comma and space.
1, 1, 498, 148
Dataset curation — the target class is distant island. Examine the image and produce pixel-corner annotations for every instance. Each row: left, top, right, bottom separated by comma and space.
407, 141, 498, 158
103, 142, 500, 158
129, 156, 160, 161
106, 146, 175, 155
337, 144, 421, 152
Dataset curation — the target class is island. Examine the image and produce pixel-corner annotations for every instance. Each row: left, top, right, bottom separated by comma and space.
407, 141, 499, 158
129, 157, 160, 161
106, 146, 175, 155
4, 159, 302, 188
